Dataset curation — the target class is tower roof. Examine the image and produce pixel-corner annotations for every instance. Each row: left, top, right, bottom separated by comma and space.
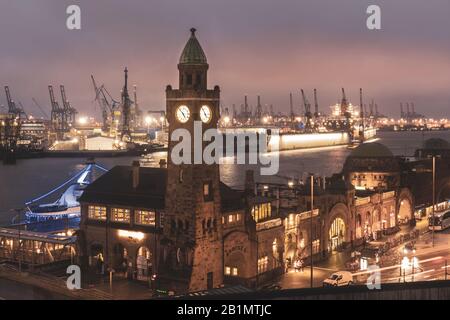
423, 138, 450, 150
179, 28, 207, 65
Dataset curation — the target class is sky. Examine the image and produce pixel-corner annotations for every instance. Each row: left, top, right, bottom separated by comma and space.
0, 0, 449, 119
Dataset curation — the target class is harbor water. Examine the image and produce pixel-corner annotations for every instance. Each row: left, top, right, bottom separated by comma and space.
1, 131, 449, 225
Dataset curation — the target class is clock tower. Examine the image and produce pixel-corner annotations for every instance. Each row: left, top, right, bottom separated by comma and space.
163, 28, 223, 292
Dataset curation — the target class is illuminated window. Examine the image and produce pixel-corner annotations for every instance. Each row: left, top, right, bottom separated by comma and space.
312, 239, 320, 255
228, 215, 234, 223
203, 182, 213, 202
222, 216, 225, 224
252, 203, 272, 222
111, 208, 130, 223
88, 206, 107, 220
135, 210, 156, 226
224, 266, 238, 276
257, 256, 269, 274
236, 214, 242, 222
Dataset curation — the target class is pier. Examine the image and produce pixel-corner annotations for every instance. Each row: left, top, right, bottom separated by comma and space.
0, 227, 76, 267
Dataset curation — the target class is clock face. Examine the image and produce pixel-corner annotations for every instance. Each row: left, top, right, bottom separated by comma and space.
200, 105, 212, 123
176, 105, 190, 123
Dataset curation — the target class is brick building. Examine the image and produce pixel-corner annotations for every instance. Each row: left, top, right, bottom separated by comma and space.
78, 29, 283, 293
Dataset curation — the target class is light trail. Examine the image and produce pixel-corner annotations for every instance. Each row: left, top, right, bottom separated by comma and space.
351, 256, 444, 277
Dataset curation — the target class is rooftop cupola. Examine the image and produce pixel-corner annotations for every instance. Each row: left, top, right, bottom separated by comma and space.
178, 28, 208, 90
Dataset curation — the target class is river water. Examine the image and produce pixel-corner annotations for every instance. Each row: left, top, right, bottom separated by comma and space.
1, 131, 449, 225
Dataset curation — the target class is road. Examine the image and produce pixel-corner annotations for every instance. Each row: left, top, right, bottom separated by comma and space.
0, 277, 69, 300
278, 227, 450, 289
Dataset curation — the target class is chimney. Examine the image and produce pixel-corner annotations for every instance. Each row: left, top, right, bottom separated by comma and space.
132, 160, 140, 189
245, 170, 255, 196
159, 158, 167, 168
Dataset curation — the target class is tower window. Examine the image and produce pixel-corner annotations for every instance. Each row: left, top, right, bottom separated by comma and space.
196, 74, 202, 85
203, 181, 213, 202
186, 73, 192, 85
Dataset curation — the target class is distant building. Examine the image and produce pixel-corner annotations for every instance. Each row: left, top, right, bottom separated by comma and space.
83, 136, 117, 151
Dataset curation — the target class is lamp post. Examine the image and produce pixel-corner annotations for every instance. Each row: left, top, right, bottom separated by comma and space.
432, 156, 436, 247
310, 174, 314, 289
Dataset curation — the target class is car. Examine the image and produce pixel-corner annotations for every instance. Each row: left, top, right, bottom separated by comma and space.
323, 271, 354, 287
403, 243, 416, 256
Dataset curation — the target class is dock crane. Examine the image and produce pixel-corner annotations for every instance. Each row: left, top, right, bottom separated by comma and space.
49, 85, 64, 139
313, 88, 319, 118
340, 88, 351, 130
255, 95, 263, 123
289, 93, 295, 128
301, 89, 312, 131
60, 85, 77, 130
91, 75, 111, 132
359, 88, 365, 142
4, 86, 24, 117
133, 85, 143, 129
121, 67, 132, 141
32, 98, 49, 119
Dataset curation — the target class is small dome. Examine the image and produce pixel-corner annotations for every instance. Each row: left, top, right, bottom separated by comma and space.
179, 28, 207, 65
349, 142, 393, 158
423, 138, 450, 150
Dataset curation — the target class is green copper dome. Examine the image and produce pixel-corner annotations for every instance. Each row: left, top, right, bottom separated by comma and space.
423, 138, 450, 150
179, 28, 207, 65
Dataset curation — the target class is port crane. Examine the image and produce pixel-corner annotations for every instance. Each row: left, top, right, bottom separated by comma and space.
340, 88, 352, 128
48, 85, 64, 139
32, 98, 49, 119
255, 95, 263, 123
121, 67, 132, 141
91, 75, 112, 132
4, 86, 25, 118
301, 89, 313, 131
132, 85, 142, 129
313, 88, 319, 118
60, 85, 77, 130
1, 87, 22, 164
289, 93, 295, 128
359, 88, 365, 142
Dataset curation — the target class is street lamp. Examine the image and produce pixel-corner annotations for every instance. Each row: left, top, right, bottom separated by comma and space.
309, 174, 314, 289
401, 256, 409, 282
432, 156, 436, 247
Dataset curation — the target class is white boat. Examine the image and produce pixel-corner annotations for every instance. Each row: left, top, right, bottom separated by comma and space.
24, 162, 108, 222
